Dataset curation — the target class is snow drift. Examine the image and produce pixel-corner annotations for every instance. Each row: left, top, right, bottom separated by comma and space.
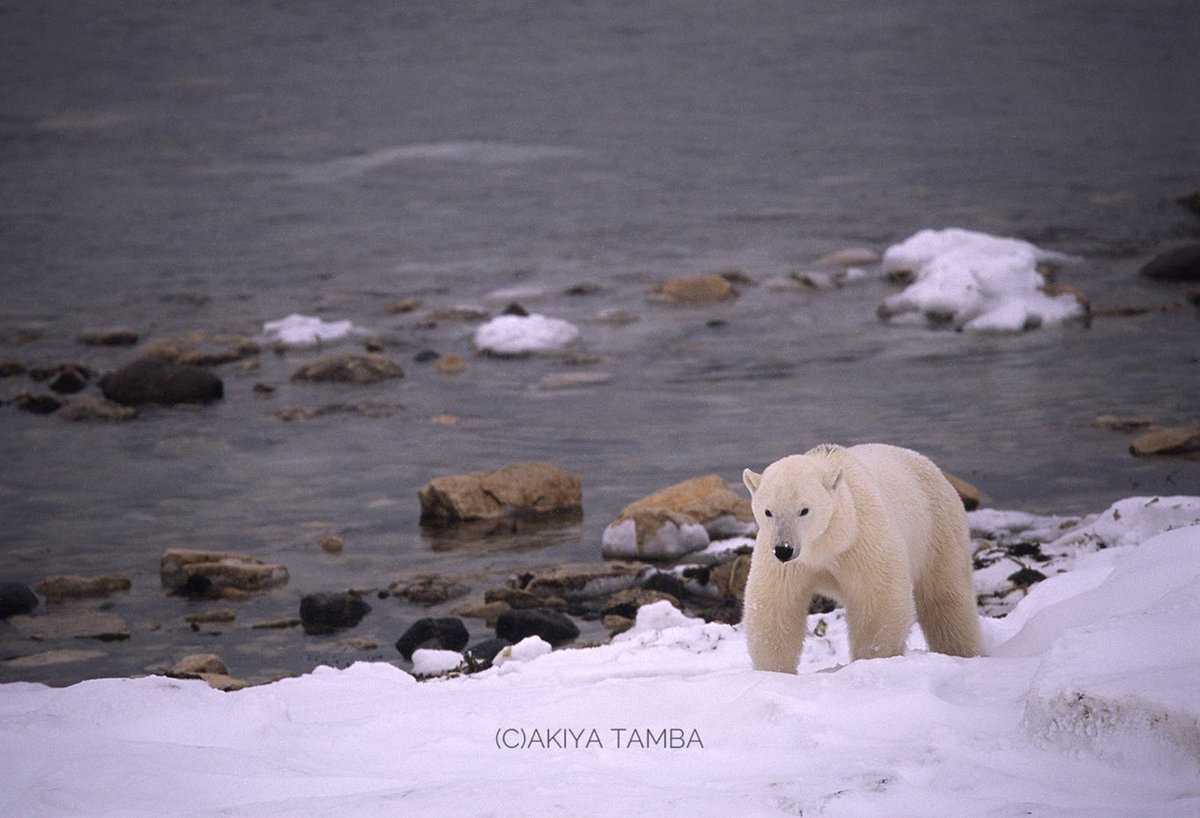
1, 514, 1197, 816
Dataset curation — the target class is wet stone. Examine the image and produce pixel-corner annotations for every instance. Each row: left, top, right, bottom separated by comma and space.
56, 397, 139, 422
395, 616, 469, 660
33, 575, 132, 603
299, 592, 372, 635
8, 609, 130, 642
101, 358, 223, 406
0, 582, 39, 618
75, 327, 139, 347
160, 549, 289, 596
290, 354, 404, 384
495, 608, 580, 647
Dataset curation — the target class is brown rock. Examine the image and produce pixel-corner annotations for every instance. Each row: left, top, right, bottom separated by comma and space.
1095, 415, 1154, 432
602, 614, 635, 634
33, 574, 132, 603
318, 533, 345, 554
251, 618, 302, 630
184, 608, 237, 625
418, 462, 582, 523
518, 561, 647, 600
56, 396, 139, 422
1130, 426, 1200, 458
386, 297, 423, 314
160, 548, 289, 595
619, 474, 754, 535
940, 471, 983, 512
5, 649, 107, 668
170, 653, 228, 676
449, 598, 510, 627
485, 587, 567, 610
8, 610, 130, 641
391, 574, 470, 606
290, 354, 404, 384
75, 328, 139, 347
142, 332, 259, 366
652, 274, 739, 304
709, 554, 752, 599
434, 353, 468, 374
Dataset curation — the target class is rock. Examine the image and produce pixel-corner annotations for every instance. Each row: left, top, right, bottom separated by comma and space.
5, 649, 106, 668
941, 471, 983, 511
518, 561, 648, 600
0, 582, 39, 618
184, 608, 236, 625
0, 360, 27, 378
495, 608, 580, 647
708, 554, 752, 599
601, 474, 755, 559
1130, 426, 1200, 458
390, 574, 470, 606
290, 353, 404, 384
450, 598, 510, 627
601, 510, 710, 560
75, 327, 139, 347
7, 609, 130, 641
141, 332, 259, 366
46, 364, 93, 394
602, 614, 635, 634
433, 353, 467, 374
395, 616, 469, 660
464, 637, 511, 669
1188, 286, 1200, 306
485, 587, 566, 610
813, 247, 879, 268
170, 653, 228, 676
600, 588, 680, 619
317, 533, 345, 554
56, 396, 139, 422
651, 274, 738, 304
1139, 245, 1200, 282
1095, 415, 1154, 432
418, 462, 582, 524
251, 618, 302, 630
334, 637, 379, 651
160, 549, 289, 596
101, 358, 224, 406
13, 391, 63, 414
33, 574, 131, 603
386, 297, 423, 314
299, 592, 372, 635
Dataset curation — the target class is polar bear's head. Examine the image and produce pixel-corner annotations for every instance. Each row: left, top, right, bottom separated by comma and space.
743, 454, 843, 566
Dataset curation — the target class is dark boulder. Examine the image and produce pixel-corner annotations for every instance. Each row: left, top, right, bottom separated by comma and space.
1139, 245, 1200, 282
13, 392, 63, 415
495, 608, 580, 647
395, 616, 469, 660
299, 592, 372, 635
48, 364, 93, 394
464, 637, 511, 669
0, 582, 38, 618
101, 358, 224, 406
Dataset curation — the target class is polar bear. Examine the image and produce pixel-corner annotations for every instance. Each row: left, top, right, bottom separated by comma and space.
741, 443, 981, 672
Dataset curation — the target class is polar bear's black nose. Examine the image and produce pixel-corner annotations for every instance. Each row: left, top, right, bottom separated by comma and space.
773, 542, 795, 562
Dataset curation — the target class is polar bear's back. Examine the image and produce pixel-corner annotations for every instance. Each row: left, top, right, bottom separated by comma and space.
837, 443, 966, 572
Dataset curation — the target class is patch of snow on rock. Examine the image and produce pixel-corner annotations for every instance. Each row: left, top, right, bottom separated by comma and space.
473, 313, 580, 356
262, 314, 360, 347
879, 228, 1085, 332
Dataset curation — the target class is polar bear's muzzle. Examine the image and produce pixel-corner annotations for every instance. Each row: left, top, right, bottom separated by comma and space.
773, 542, 796, 562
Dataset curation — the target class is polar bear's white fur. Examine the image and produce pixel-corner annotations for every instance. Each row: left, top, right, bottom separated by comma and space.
741, 443, 981, 672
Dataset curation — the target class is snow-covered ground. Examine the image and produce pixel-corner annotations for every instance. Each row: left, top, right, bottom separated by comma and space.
2, 502, 1198, 816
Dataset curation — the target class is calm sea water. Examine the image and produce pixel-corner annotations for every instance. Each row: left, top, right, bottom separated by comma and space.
2, 1, 1198, 685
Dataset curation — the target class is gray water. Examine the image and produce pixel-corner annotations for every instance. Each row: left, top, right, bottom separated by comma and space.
1, 0, 1198, 686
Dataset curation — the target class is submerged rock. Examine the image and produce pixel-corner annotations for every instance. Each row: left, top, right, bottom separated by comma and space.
418, 462, 582, 524
7, 609, 130, 641
0, 582, 39, 618
75, 327, 139, 347
13, 392, 63, 415
290, 353, 404, 384
1139, 244, 1200, 282
141, 332, 259, 366
56, 397, 139, 422
299, 592, 372, 635
651, 274, 739, 304
1130, 426, 1200, 458
101, 358, 224, 406
160, 549, 289, 596
516, 561, 648, 601
390, 574, 470, 606
33, 575, 131, 603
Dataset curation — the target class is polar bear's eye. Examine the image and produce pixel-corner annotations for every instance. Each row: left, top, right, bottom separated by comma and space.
798, 507, 809, 517
763, 509, 773, 518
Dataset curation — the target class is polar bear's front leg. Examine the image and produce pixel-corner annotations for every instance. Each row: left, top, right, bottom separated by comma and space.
842, 581, 915, 661
743, 561, 813, 673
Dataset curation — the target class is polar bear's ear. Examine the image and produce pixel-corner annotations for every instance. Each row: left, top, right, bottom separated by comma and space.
742, 468, 761, 494
823, 467, 843, 493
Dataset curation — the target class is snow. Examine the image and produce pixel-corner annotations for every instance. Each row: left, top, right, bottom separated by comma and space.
879, 228, 1086, 332
473, 313, 581, 356
2, 504, 1199, 816
261, 313, 361, 347
410, 649, 465, 676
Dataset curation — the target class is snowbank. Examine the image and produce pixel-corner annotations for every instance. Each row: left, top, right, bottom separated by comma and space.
262, 313, 361, 347
473, 313, 580, 356
878, 228, 1086, 332
2, 512, 1198, 815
